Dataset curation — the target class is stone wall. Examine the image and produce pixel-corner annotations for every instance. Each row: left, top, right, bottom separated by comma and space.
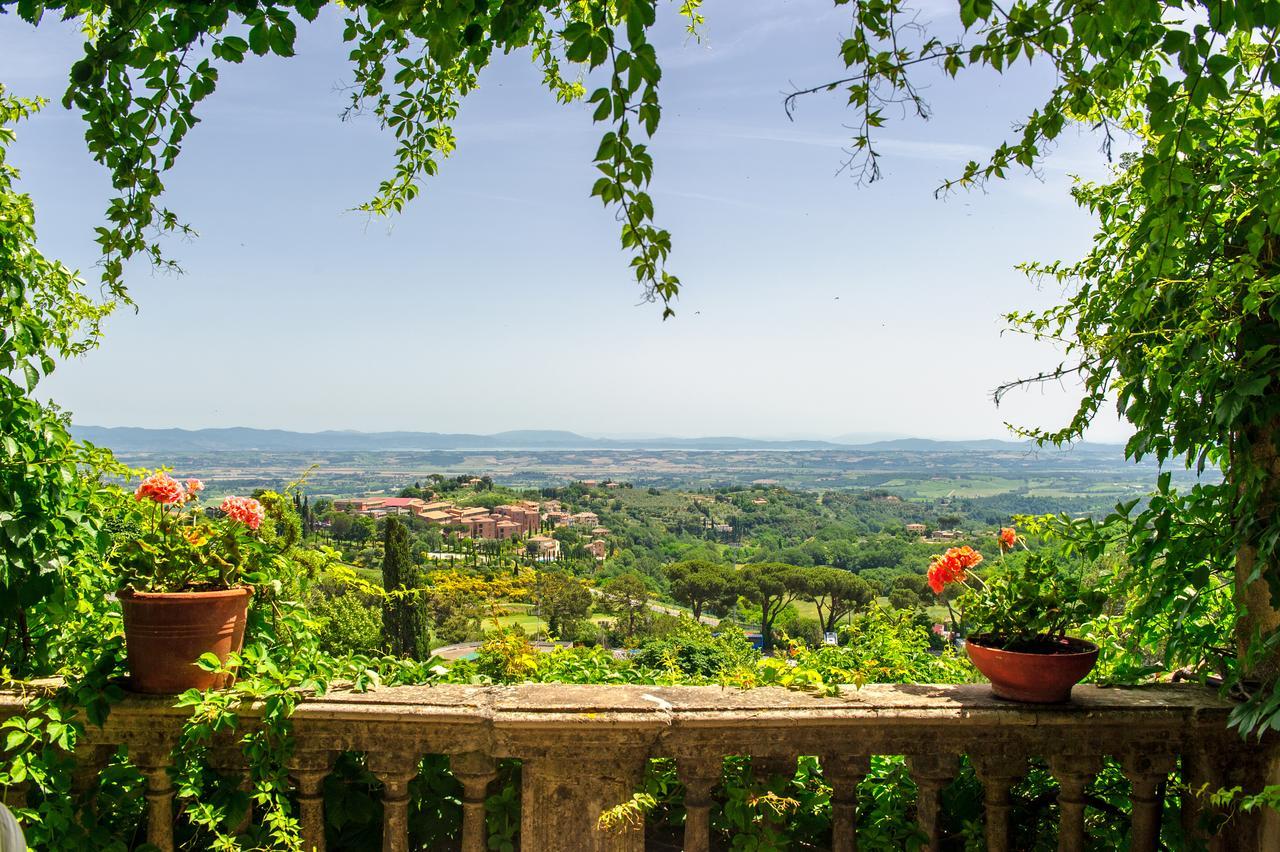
0, 682, 1273, 851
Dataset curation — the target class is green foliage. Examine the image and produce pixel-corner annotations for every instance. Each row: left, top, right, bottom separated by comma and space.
956, 552, 1106, 649
10, 1, 686, 314
0, 88, 120, 678
1028, 505, 1242, 689
599, 571, 651, 640
308, 589, 383, 657
765, 0, 1280, 733
713, 755, 826, 849
111, 482, 299, 592
885, 588, 917, 612
532, 570, 592, 638
811, 605, 973, 686
380, 516, 429, 659
631, 622, 756, 679
664, 559, 736, 621
802, 567, 874, 633
7, 0, 1280, 842
738, 563, 807, 651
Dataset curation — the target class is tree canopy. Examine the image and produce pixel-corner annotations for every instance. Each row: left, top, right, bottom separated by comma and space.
381, 516, 428, 658
739, 563, 806, 652
664, 559, 735, 621
4, 0, 1280, 734
534, 569, 592, 638
6, 0, 697, 315
803, 567, 874, 634
600, 570, 651, 639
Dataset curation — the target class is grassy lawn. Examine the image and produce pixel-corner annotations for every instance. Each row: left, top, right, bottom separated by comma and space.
348, 564, 382, 584
791, 599, 820, 621
482, 603, 613, 635
906, 476, 1023, 498
487, 613, 548, 632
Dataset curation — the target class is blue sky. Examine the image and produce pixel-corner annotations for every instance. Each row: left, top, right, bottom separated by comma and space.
0, 1, 1128, 442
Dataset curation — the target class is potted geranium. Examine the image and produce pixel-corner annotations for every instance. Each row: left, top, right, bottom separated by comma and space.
112, 471, 289, 693
928, 528, 1104, 703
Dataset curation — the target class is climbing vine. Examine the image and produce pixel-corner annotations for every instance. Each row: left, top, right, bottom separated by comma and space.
5, 0, 1280, 847
14, 0, 692, 315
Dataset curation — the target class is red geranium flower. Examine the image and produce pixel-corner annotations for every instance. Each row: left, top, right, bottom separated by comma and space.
927, 546, 983, 594
999, 526, 1017, 551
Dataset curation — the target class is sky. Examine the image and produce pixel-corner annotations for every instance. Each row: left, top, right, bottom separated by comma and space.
0, 1, 1131, 442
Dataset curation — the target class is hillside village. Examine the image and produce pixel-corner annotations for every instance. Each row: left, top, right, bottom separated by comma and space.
330, 494, 609, 560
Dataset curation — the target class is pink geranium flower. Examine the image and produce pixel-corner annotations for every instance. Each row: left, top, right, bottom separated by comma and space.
220, 495, 265, 530
135, 473, 185, 505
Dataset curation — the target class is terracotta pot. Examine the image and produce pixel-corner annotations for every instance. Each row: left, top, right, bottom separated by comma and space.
119, 587, 251, 694
965, 634, 1099, 703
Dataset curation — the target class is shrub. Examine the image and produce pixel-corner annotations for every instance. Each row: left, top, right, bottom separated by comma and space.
310, 590, 383, 657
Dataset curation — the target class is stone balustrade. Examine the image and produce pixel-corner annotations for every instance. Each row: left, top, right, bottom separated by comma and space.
1, 682, 1274, 851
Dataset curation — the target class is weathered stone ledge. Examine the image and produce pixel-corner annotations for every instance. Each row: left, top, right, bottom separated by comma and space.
0, 682, 1269, 852
1, 680, 1231, 718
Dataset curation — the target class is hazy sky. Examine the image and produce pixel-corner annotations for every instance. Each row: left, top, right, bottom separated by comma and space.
1, 1, 1130, 441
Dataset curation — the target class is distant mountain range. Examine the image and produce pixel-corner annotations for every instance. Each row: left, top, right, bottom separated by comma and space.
71, 425, 1124, 455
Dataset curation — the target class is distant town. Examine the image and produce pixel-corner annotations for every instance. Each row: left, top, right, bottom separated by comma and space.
331, 491, 609, 560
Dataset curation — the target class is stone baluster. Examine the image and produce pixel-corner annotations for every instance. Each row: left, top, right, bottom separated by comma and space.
521, 749, 649, 852
1123, 752, 1175, 852
72, 744, 114, 799
907, 753, 957, 851
1223, 744, 1278, 852
973, 753, 1026, 852
450, 752, 497, 852
210, 746, 253, 835
676, 754, 722, 852
367, 750, 421, 852
825, 754, 870, 852
1048, 754, 1100, 852
133, 747, 175, 852
752, 755, 796, 782
1179, 746, 1214, 850
289, 749, 336, 852
1176, 741, 1269, 852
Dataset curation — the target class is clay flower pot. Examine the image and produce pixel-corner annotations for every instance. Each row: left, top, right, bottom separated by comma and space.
965, 634, 1099, 703
119, 587, 252, 694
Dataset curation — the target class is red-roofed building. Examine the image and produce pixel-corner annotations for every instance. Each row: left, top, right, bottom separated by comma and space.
334, 497, 426, 516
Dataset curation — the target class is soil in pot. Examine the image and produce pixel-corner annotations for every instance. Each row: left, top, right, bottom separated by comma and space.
119, 587, 251, 694
965, 634, 1099, 703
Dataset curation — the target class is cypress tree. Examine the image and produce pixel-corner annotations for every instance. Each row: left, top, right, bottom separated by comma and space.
381, 516, 429, 659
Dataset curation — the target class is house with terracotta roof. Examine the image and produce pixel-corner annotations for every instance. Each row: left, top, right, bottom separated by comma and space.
335, 493, 556, 542
459, 515, 497, 538
333, 497, 385, 513
333, 497, 426, 516
496, 504, 540, 535
527, 535, 561, 561
421, 510, 454, 524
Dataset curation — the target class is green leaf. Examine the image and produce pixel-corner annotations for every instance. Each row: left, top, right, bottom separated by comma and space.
196, 652, 223, 672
